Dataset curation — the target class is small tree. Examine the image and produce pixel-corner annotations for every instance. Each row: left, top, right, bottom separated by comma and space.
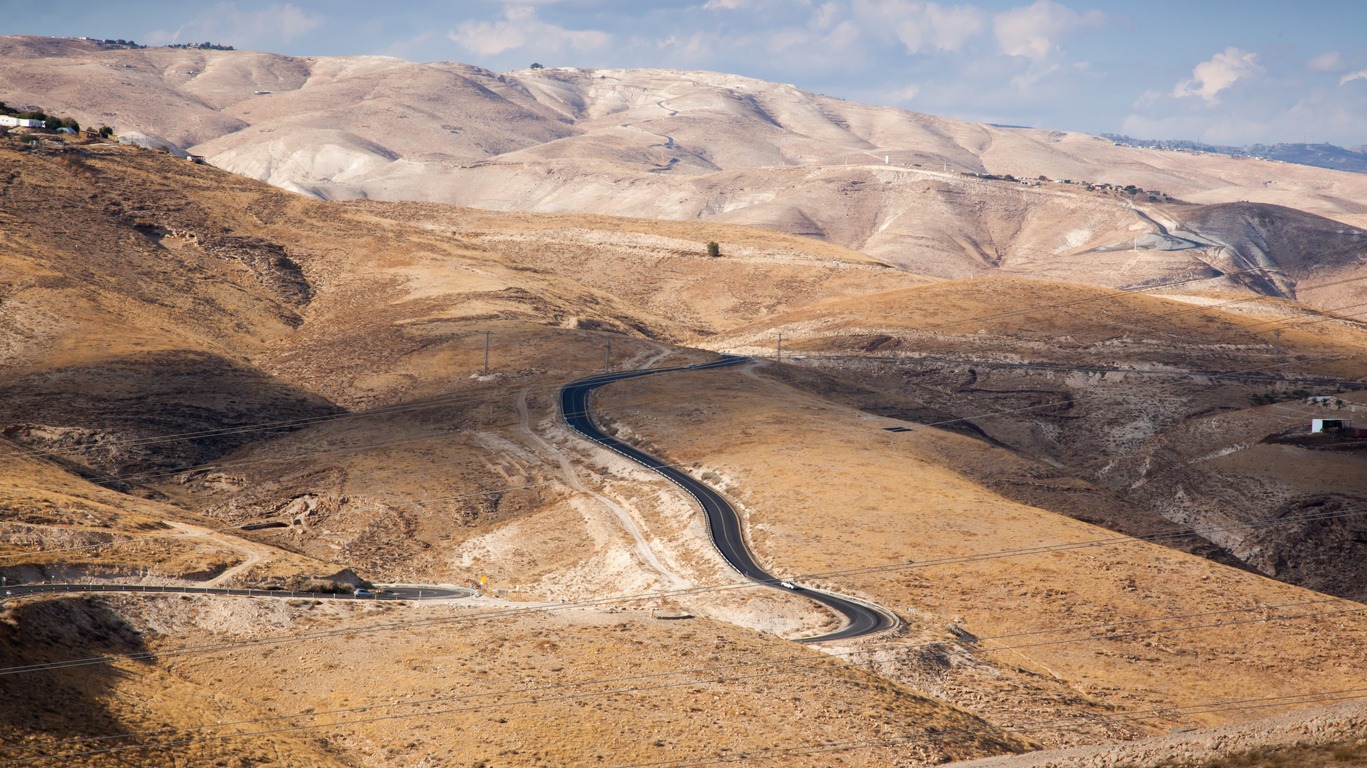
98, 125, 114, 139
706, 241, 721, 258
530, 62, 545, 69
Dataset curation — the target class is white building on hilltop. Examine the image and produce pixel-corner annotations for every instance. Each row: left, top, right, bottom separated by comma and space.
0, 116, 43, 128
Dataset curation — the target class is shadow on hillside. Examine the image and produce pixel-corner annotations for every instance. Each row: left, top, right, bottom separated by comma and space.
0, 597, 152, 757
0, 349, 342, 485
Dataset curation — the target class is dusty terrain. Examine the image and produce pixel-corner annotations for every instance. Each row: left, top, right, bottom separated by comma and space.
593, 362, 1367, 748
0, 102, 1364, 765
689, 278, 1367, 598
1, 594, 1036, 768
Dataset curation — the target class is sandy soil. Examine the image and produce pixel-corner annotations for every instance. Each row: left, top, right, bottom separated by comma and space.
593, 364, 1367, 747
2, 132, 1365, 767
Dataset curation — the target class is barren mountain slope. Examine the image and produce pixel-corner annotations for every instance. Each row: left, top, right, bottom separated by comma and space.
6, 35, 1367, 308
0, 593, 1034, 768
4, 128, 1367, 765
700, 278, 1367, 595
0, 135, 1050, 767
593, 362, 1367, 747
0, 136, 923, 593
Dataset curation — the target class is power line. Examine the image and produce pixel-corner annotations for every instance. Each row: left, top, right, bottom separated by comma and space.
0, 316, 1358, 642
3, 592, 1363, 764
1141, 273, 1367, 327
611, 687, 1367, 768
10, 335, 1343, 499
905, 267, 1367, 336
2, 264, 1357, 472
0, 385, 1321, 571
4, 500, 1366, 678
8, 644, 1366, 767
0, 354, 1347, 575
3, 593, 1344, 753
0, 303, 1361, 754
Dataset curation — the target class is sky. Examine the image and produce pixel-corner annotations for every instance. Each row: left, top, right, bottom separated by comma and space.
5, 0, 1367, 146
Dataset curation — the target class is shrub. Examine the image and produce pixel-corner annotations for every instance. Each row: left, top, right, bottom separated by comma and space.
706, 241, 720, 258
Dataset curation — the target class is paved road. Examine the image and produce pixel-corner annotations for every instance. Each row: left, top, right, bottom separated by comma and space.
560, 356, 897, 643
0, 583, 472, 601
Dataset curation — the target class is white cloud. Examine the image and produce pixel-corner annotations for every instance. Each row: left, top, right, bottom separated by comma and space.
993, 0, 1105, 62
448, 4, 610, 58
1307, 50, 1343, 72
1131, 89, 1162, 109
766, 27, 812, 53
823, 19, 861, 50
851, 0, 987, 54
704, 0, 747, 9
1172, 47, 1262, 105
1341, 70, 1367, 85
145, 2, 323, 48
889, 83, 920, 102
656, 32, 713, 60
811, 1, 844, 30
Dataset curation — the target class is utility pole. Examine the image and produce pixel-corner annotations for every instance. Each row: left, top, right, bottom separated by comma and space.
776, 332, 782, 364
604, 340, 612, 373
481, 331, 491, 376
1273, 328, 1282, 359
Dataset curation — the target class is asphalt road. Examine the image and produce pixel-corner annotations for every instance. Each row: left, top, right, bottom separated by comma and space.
1, 583, 472, 601
560, 356, 896, 642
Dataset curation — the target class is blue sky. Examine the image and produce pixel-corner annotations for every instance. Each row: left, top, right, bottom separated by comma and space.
6, 1, 1367, 145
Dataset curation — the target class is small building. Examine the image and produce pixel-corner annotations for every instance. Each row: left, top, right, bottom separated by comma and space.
0, 116, 42, 128
1311, 418, 1347, 433
55, 127, 76, 135
186, 154, 207, 165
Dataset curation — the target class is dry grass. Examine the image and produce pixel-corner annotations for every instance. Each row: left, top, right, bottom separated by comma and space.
593, 364, 1367, 745
2, 134, 1366, 766
711, 277, 1367, 380
0, 594, 1034, 767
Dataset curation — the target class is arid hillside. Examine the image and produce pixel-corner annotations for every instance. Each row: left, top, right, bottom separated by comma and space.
0, 135, 1029, 766
5, 35, 1367, 316
702, 278, 1367, 596
1, 124, 1366, 766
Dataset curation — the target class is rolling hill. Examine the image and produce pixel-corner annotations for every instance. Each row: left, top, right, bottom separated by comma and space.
4, 35, 1367, 319
2, 40, 1367, 768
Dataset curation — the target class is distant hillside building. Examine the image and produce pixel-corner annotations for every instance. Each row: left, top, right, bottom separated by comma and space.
0, 116, 42, 128
1312, 418, 1347, 433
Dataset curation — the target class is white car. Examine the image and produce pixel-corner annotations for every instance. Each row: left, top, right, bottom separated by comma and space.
779, 581, 798, 590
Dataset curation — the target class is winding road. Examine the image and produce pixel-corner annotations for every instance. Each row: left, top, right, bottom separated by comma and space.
559, 356, 897, 642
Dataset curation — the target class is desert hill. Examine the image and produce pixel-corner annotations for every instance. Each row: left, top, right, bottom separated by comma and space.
2, 90, 1367, 765
701, 277, 1367, 594
4, 35, 1367, 318
1, 136, 1039, 764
